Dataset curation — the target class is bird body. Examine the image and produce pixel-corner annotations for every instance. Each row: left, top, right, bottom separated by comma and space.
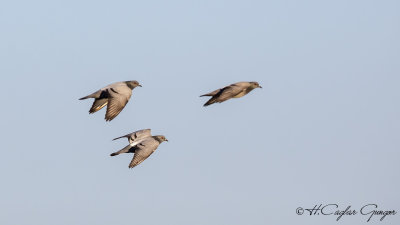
200, 81, 262, 106
79, 80, 141, 121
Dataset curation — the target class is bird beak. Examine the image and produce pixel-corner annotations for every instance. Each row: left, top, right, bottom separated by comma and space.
138, 85, 142, 87
259, 86, 262, 88
165, 139, 169, 142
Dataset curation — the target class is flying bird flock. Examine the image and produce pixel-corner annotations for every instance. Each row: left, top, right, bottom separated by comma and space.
80, 80, 261, 169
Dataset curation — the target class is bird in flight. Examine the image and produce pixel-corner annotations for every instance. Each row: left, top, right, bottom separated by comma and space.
200, 81, 262, 106
79, 80, 141, 121
111, 130, 168, 168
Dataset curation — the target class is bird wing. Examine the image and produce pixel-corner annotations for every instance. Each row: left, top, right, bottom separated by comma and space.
112, 133, 132, 141
89, 98, 108, 113
128, 129, 152, 144
112, 129, 152, 143
215, 84, 246, 102
129, 138, 159, 168
105, 85, 132, 121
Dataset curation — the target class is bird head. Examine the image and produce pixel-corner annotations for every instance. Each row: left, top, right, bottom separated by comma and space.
155, 135, 168, 143
250, 82, 262, 89
126, 80, 142, 89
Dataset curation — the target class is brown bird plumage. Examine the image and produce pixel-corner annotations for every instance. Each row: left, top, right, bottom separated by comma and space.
110, 135, 168, 169
200, 81, 262, 106
79, 80, 141, 121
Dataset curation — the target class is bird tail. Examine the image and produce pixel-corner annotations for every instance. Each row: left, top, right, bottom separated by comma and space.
79, 94, 93, 100
110, 145, 131, 156
79, 91, 102, 100
200, 89, 220, 97
79, 95, 91, 100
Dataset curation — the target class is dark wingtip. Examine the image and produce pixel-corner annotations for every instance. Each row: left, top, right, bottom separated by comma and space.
203, 99, 214, 107
110, 153, 117, 156
105, 115, 116, 122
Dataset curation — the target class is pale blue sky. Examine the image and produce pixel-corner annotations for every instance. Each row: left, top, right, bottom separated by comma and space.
1, 1, 399, 225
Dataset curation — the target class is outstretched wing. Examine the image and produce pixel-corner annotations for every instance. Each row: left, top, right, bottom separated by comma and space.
105, 86, 132, 121
128, 129, 152, 144
112, 129, 151, 142
129, 138, 159, 168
